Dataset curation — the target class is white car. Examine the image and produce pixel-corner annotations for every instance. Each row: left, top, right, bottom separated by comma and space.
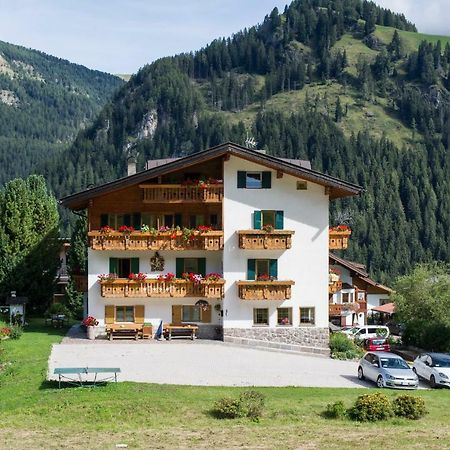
413, 353, 450, 388
345, 325, 390, 340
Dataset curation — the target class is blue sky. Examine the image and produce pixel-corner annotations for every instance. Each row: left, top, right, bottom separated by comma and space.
0, 0, 448, 75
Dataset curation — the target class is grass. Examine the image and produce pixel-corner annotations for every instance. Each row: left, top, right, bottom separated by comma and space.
1, 319, 450, 449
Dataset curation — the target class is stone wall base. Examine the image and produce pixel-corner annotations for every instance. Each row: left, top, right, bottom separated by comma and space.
223, 327, 330, 356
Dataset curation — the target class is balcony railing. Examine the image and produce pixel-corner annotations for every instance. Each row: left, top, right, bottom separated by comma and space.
236, 280, 295, 300
88, 230, 224, 251
139, 184, 223, 203
329, 228, 351, 250
329, 300, 367, 316
100, 279, 225, 299
328, 280, 343, 294
237, 230, 295, 250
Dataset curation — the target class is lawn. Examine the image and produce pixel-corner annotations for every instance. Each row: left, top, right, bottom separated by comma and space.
1, 320, 449, 449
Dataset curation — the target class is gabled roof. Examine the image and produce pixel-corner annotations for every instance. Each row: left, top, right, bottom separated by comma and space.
60, 142, 363, 210
329, 253, 393, 294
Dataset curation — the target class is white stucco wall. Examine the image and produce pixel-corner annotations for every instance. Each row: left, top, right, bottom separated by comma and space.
367, 293, 390, 310
222, 155, 329, 328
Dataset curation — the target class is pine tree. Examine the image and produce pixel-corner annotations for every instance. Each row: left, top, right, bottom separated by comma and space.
335, 97, 343, 122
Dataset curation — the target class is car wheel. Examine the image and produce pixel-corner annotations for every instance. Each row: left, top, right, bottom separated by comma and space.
377, 376, 384, 388
358, 367, 365, 380
430, 375, 437, 389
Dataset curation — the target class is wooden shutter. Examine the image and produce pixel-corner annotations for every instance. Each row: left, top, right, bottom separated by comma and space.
275, 211, 284, 230
100, 214, 109, 228
109, 258, 118, 275
201, 305, 212, 323
269, 259, 278, 279
176, 258, 185, 278
174, 213, 182, 227
105, 305, 115, 324
237, 171, 246, 188
134, 305, 145, 324
253, 211, 262, 230
172, 305, 182, 324
262, 171, 272, 188
198, 258, 206, 276
131, 258, 140, 274
132, 213, 141, 230
247, 259, 256, 280
124, 214, 131, 226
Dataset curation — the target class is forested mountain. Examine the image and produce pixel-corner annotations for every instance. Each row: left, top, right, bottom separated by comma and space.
0, 40, 123, 185
46, 0, 449, 283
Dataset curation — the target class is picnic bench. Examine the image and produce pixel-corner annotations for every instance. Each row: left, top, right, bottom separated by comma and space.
106, 323, 143, 340
163, 323, 199, 340
45, 314, 68, 328
53, 367, 121, 388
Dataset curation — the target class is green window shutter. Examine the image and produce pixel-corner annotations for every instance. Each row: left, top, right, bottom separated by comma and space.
132, 213, 141, 230
262, 171, 272, 188
237, 171, 246, 188
247, 259, 256, 280
176, 258, 185, 278
253, 211, 262, 230
198, 258, 206, 276
174, 213, 182, 227
131, 258, 140, 274
109, 258, 118, 275
269, 259, 278, 279
100, 214, 109, 227
124, 214, 131, 227
275, 211, 284, 230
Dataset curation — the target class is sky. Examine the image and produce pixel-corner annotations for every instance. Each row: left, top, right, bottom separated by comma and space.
0, 0, 449, 75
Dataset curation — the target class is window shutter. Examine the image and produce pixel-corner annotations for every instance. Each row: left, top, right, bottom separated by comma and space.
134, 305, 145, 324
253, 211, 262, 230
131, 258, 140, 274
176, 258, 185, 278
109, 258, 118, 275
275, 211, 284, 230
237, 171, 246, 188
100, 214, 109, 228
172, 305, 183, 324
269, 259, 278, 279
124, 214, 131, 226
262, 171, 272, 188
132, 213, 141, 230
201, 305, 212, 323
174, 213, 182, 227
105, 305, 115, 324
198, 258, 206, 276
247, 259, 256, 280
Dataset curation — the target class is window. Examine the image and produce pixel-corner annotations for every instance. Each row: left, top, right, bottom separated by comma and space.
189, 214, 205, 228
110, 257, 139, 278
256, 260, 270, 279
182, 305, 201, 322
246, 172, 262, 189
277, 308, 292, 326
116, 306, 134, 322
237, 171, 272, 189
254, 210, 284, 230
262, 210, 276, 227
176, 258, 206, 277
299, 307, 315, 325
342, 292, 354, 303
247, 259, 278, 281
253, 308, 269, 325
357, 292, 365, 301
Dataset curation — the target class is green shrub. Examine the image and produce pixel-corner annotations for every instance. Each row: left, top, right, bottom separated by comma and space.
324, 401, 347, 419
213, 397, 244, 419
9, 325, 23, 340
330, 332, 364, 360
213, 390, 266, 420
47, 303, 71, 318
393, 395, 427, 420
347, 393, 394, 422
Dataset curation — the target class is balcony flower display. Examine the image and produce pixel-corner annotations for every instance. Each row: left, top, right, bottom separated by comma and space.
262, 224, 275, 233
329, 267, 341, 283
157, 272, 175, 282
99, 225, 114, 234
182, 272, 203, 284
140, 224, 150, 232
82, 315, 99, 327
330, 224, 351, 232
256, 273, 275, 282
97, 273, 118, 282
118, 225, 134, 234
128, 272, 147, 281
204, 272, 222, 282
279, 317, 290, 325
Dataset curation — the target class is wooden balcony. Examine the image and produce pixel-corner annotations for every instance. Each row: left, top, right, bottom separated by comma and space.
88, 230, 224, 251
237, 230, 295, 250
100, 279, 225, 299
329, 228, 352, 250
328, 280, 343, 294
236, 280, 295, 300
329, 301, 367, 316
139, 184, 223, 203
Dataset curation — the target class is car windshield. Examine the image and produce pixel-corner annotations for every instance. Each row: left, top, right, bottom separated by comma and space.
380, 358, 409, 369
349, 328, 360, 334
432, 358, 450, 368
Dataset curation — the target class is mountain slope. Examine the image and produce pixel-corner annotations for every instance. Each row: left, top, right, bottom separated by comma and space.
0, 40, 123, 185
51, 0, 449, 283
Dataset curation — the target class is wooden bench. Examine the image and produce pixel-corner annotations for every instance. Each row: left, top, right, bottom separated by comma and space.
163, 323, 199, 340
106, 323, 143, 340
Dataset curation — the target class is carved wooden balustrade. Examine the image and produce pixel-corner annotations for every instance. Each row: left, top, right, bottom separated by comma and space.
329, 228, 352, 250
329, 300, 367, 315
88, 231, 224, 251
236, 280, 295, 300
139, 184, 223, 203
328, 280, 343, 294
237, 230, 295, 250
100, 279, 225, 299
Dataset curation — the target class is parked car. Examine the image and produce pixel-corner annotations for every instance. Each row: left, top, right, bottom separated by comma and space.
364, 337, 390, 352
347, 325, 390, 341
358, 352, 418, 389
413, 353, 450, 388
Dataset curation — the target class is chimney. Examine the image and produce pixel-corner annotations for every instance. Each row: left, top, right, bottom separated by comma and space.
127, 157, 137, 176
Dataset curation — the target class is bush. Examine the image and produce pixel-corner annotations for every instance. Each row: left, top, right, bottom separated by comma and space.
393, 395, 427, 420
47, 303, 71, 318
213, 390, 266, 420
347, 393, 394, 422
8, 325, 23, 340
324, 401, 347, 419
329, 332, 364, 360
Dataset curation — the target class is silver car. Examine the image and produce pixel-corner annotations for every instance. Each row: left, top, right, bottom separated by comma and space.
413, 353, 450, 388
358, 352, 419, 389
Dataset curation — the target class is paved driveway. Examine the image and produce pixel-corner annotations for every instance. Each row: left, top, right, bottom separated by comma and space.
48, 340, 366, 388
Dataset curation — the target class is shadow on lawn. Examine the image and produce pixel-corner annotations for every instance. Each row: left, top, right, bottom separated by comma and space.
39, 379, 110, 390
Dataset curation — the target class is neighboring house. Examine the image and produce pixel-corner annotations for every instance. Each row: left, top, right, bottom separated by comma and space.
53, 239, 70, 304
60, 142, 362, 353
328, 253, 392, 327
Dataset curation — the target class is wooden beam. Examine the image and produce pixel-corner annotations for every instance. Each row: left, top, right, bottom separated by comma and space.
277, 170, 283, 179
324, 186, 331, 195
223, 154, 230, 161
